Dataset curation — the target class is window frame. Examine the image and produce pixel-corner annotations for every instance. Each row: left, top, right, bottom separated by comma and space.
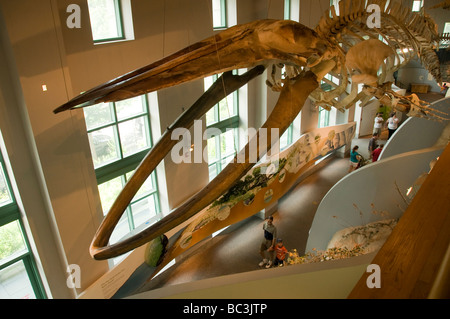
84, 94, 162, 262
99, 169, 161, 241
204, 73, 240, 180
280, 123, 294, 150
284, 0, 291, 20
85, 95, 153, 182
212, 0, 227, 30
412, 0, 423, 12
318, 107, 330, 128
88, 0, 126, 44
0, 146, 47, 299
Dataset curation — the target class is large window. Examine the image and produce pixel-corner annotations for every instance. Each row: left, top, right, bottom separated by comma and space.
412, 0, 423, 12
318, 107, 330, 128
0, 141, 46, 299
284, 0, 291, 19
444, 22, 450, 34
84, 95, 152, 171
88, 0, 125, 42
97, 168, 160, 246
280, 123, 293, 150
284, 0, 299, 21
212, 0, 227, 29
204, 74, 239, 180
84, 94, 161, 264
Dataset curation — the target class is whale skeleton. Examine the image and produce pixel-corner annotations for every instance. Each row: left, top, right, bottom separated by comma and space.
54, 0, 448, 260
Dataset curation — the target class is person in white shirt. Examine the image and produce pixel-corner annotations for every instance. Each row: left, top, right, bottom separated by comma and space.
373, 112, 384, 136
385, 112, 399, 140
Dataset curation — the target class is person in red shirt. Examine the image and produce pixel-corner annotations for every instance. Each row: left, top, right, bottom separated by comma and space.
372, 144, 384, 162
268, 238, 289, 267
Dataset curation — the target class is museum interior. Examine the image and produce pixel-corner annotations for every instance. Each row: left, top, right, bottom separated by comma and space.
0, 0, 449, 299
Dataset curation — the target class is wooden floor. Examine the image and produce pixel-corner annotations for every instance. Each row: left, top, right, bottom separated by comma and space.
348, 143, 450, 299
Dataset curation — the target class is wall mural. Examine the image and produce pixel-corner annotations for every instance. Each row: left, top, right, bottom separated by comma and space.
113, 122, 355, 297
155, 123, 355, 268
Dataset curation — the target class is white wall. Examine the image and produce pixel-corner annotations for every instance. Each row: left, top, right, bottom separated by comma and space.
357, 99, 380, 137
0, 7, 74, 298
0, 0, 109, 297
306, 147, 444, 252
397, 60, 442, 93
381, 97, 450, 159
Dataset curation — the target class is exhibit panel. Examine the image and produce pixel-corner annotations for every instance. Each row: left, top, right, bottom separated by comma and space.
306, 147, 445, 252
111, 122, 356, 298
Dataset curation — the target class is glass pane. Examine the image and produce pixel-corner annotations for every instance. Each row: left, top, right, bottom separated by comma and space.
207, 136, 218, 162
131, 195, 157, 229
0, 163, 12, 207
221, 130, 236, 157
83, 103, 114, 130
444, 22, 450, 34
0, 260, 36, 299
221, 155, 235, 170
0, 220, 27, 262
88, 126, 120, 168
109, 213, 130, 245
208, 164, 218, 180
204, 76, 214, 91
118, 117, 150, 157
98, 176, 123, 214
212, 0, 225, 28
130, 173, 155, 202
412, 0, 422, 11
206, 107, 217, 126
318, 108, 330, 128
88, 0, 122, 41
280, 130, 289, 150
284, 0, 290, 20
218, 94, 235, 121
115, 96, 146, 121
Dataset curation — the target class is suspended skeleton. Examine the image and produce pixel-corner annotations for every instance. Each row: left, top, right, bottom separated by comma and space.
429, 0, 450, 10
54, 0, 448, 261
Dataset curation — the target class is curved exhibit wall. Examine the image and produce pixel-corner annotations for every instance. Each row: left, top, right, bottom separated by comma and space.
380, 97, 449, 160
129, 252, 376, 299
305, 147, 444, 252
